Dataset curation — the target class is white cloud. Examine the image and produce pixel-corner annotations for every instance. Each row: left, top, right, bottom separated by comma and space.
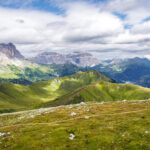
144, 55, 150, 60
0, 0, 150, 59
131, 21, 150, 34
102, 0, 150, 25
0, 3, 124, 57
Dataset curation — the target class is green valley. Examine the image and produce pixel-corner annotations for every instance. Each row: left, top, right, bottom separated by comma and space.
0, 63, 86, 85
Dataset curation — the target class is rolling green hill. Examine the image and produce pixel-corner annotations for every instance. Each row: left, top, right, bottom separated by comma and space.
0, 100, 150, 150
0, 71, 113, 113
0, 70, 150, 113
40, 81, 150, 107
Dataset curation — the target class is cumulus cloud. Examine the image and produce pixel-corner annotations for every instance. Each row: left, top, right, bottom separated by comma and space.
102, 0, 150, 25
0, 0, 150, 59
145, 55, 150, 60
131, 21, 150, 34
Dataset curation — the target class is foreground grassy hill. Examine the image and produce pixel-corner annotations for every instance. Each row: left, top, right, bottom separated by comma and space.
0, 100, 150, 149
0, 71, 113, 113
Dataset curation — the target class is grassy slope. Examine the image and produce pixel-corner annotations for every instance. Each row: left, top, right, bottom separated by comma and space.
0, 71, 113, 113
0, 62, 60, 87
0, 70, 150, 113
0, 63, 86, 85
0, 83, 41, 113
0, 100, 150, 150
40, 81, 150, 107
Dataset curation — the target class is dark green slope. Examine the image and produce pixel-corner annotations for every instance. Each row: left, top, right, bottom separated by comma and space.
139, 75, 150, 88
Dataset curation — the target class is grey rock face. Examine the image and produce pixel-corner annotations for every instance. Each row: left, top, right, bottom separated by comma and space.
30, 51, 99, 67
0, 43, 24, 59
66, 52, 99, 67
30, 52, 66, 64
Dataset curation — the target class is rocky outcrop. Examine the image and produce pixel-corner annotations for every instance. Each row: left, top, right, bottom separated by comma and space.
0, 43, 24, 59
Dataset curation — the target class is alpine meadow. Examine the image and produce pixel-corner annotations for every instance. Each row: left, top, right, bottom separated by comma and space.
0, 0, 150, 150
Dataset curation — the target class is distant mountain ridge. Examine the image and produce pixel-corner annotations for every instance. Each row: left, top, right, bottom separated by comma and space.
0, 43, 87, 85
30, 51, 100, 67
0, 42, 150, 88
91, 57, 150, 87
30, 52, 66, 65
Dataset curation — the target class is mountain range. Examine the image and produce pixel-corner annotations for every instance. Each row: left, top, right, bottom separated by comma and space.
0, 43, 150, 88
0, 43, 88, 85
91, 57, 150, 87
30, 51, 100, 67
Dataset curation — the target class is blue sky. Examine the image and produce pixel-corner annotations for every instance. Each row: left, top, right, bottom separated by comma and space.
0, 0, 150, 59
0, 0, 63, 14
0, 0, 107, 14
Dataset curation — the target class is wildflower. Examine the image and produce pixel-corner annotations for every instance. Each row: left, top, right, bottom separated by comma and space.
85, 116, 89, 119
80, 102, 85, 105
123, 100, 127, 102
71, 112, 76, 116
69, 133, 75, 140
30, 115, 35, 118
18, 116, 24, 120
0, 132, 5, 137
144, 131, 150, 134
86, 109, 90, 112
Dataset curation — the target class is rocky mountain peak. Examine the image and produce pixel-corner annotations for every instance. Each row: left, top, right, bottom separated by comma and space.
0, 43, 24, 59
